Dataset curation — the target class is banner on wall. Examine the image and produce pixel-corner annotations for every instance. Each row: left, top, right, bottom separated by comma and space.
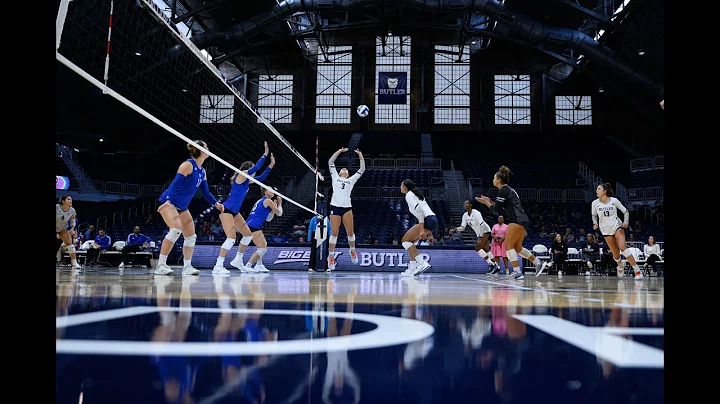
191, 245, 521, 273
56, 175, 70, 190
378, 72, 408, 104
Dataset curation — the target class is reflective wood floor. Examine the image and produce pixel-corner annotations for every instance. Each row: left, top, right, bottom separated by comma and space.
56, 268, 664, 404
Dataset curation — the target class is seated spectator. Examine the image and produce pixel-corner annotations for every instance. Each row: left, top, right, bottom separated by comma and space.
118, 225, 151, 268
292, 221, 307, 237
643, 236, 663, 275
581, 234, 600, 274
86, 228, 112, 266
210, 219, 223, 242
543, 233, 568, 275
84, 225, 96, 243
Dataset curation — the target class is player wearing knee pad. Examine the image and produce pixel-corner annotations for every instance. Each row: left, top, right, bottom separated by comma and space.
156, 140, 222, 276
56, 195, 82, 270
218, 143, 275, 274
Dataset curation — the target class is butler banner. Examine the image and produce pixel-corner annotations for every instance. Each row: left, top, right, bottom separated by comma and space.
378, 72, 408, 104
191, 245, 525, 273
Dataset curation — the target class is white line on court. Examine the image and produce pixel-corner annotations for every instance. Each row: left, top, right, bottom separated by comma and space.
56, 307, 435, 356
56, 306, 159, 328
450, 275, 534, 290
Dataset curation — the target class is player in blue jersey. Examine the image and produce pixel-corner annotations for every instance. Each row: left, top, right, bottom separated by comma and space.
156, 140, 224, 276
239, 188, 283, 272
213, 142, 275, 274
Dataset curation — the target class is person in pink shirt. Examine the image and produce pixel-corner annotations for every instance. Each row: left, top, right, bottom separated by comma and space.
491, 216, 510, 273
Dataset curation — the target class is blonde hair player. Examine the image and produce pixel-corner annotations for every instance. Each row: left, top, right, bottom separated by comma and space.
56, 195, 82, 270
240, 187, 283, 273
399, 179, 438, 276
451, 200, 501, 274
591, 183, 643, 280
475, 166, 544, 280
212, 141, 274, 274
155, 140, 224, 276
326, 147, 365, 271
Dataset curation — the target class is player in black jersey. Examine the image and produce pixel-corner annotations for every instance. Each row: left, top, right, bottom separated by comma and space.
475, 166, 544, 280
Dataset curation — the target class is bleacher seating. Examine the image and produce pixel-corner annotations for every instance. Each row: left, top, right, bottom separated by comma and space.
631, 169, 664, 188
463, 162, 580, 189
354, 169, 443, 188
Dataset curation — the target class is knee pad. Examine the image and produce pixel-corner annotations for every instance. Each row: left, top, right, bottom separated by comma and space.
347, 234, 356, 242
329, 235, 338, 245
183, 234, 197, 248
221, 238, 236, 251
165, 228, 182, 243
65, 244, 76, 254
257, 248, 267, 257
621, 249, 632, 258
240, 236, 253, 246
506, 249, 518, 262
402, 241, 414, 250
518, 248, 532, 259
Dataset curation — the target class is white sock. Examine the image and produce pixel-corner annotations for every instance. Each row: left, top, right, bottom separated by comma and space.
158, 254, 168, 266
476, 250, 494, 265
409, 260, 417, 270
632, 265, 641, 273
235, 250, 244, 259
486, 251, 495, 260
184, 259, 192, 267
416, 256, 425, 265
216, 257, 225, 267
71, 259, 77, 265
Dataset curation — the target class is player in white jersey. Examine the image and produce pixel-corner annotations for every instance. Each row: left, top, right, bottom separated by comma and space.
327, 147, 365, 271
591, 183, 643, 279
452, 200, 501, 274
400, 179, 438, 276
56, 195, 82, 270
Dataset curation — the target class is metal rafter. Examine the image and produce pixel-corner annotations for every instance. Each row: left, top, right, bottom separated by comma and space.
172, 0, 228, 24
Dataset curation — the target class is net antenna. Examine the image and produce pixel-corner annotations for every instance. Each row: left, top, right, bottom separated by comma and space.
55, 0, 322, 216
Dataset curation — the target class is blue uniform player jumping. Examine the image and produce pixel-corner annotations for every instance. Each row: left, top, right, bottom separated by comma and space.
239, 188, 283, 272
155, 140, 224, 276
213, 141, 275, 274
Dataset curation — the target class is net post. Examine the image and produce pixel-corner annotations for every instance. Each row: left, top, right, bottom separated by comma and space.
102, 0, 115, 92
56, 0, 74, 50
311, 194, 329, 272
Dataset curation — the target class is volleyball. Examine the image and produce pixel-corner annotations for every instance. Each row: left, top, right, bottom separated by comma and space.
356, 104, 369, 118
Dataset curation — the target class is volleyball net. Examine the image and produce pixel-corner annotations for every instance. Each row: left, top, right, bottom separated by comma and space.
56, 0, 324, 223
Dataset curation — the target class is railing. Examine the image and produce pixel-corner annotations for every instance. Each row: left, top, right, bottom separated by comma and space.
628, 187, 663, 204
630, 156, 664, 172
450, 160, 461, 196
64, 158, 443, 198
467, 177, 483, 189
615, 182, 629, 207
468, 186, 659, 203
331, 157, 442, 170
378, 187, 431, 199
626, 241, 664, 252
578, 162, 603, 188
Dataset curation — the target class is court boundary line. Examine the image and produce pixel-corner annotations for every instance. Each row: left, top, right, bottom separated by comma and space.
56, 306, 435, 356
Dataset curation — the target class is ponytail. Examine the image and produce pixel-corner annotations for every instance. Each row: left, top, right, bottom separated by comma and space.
402, 179, 425, 200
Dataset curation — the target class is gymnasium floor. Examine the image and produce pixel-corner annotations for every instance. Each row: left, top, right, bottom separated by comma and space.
56, 268, 664, 404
